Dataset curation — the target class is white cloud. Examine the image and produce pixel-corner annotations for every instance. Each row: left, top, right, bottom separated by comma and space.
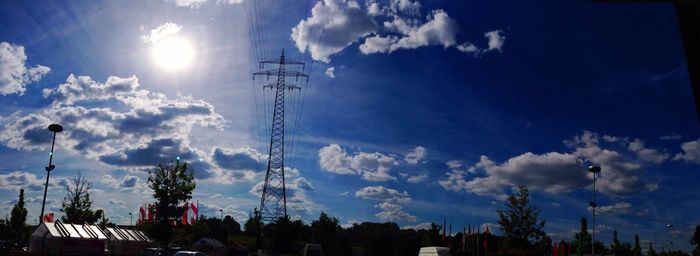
167, 0, 207, 8
355, 186, 410, 202
101, 174, 144, 191
325, 66, 336, 78
439, 131, 658, 199
403, 222, 433, 230
0, 42, 50, 95
318, 144, 398, 181
674, 138, 700, 164
0, 171, 46, 191
446, 160, 462, 169
341, 219, 361, 229
141, 23, 182, 44
0, 74, 225, 180
406, 174, 427, 183
627, 139, 669, 164
590, 202, 632, 214
404, 146, 427, 164
374, 202, 416, 222
291, 0, 378, 62
249, 170, 318, 215
359, 10, 459, 54
660, 133, 682, 141
484, 30, 506, 52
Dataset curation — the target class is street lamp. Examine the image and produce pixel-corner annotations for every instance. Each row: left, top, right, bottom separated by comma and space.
40, 124, 63, 223
129, 212, 133, 226
588, 165, 601, 256
220, 209, 223, 220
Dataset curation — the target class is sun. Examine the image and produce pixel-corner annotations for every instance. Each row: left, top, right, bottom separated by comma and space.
151, 37, 195, 71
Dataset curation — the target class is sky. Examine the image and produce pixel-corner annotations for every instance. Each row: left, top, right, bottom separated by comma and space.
0, 0, 698, 252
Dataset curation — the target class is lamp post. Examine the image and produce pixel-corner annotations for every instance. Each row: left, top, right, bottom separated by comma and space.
220, 209, 223, 220
129, 212, 133, 226
588, 165, 602, 256
668, 224, 674, 251
40, 124, 63, 223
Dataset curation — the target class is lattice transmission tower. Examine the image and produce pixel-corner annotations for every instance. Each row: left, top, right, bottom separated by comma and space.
253, 49, 308, 222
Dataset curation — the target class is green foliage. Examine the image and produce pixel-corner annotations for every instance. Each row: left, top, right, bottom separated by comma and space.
421, 222, 442, 247
60, 174, 102, 224
649, 241, 658, 256
10, 189, 27, 242
312, 212, 339, 256
222, 215, 241, 234
575, 217, 591, 255
146, 160, 196, 245
244, 208, 263, 249
497, 186, 546, 250
264, 216, 296, 253
611, 229, 622, 254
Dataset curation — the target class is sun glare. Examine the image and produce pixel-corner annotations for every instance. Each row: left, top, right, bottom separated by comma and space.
151, 37, 195, 71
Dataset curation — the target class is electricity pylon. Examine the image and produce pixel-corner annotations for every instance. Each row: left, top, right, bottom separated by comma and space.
253, 49, 307, 222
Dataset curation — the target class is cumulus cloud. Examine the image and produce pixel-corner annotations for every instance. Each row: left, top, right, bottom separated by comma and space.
212, 147, 265, 171
674, 138, 700, 164
325, 66, 336, 78
439, 131, 658, 199
0, 171, 45, 191
292, 0, 504, 62
374, 202, 416, 222
0, 42, 50, 95
355, 186, 411, 202
405, 174, 427, 183
166, 0, 207, 8
404, 146, 426, 164
318, 144, 398, 181
0, 74, 224, 180
291, 0, 378, 62
660, 133, 682, 141
101, 174, 144, 191
249, 169, 318, 214
141, 23, 182, 44
627, 139, 669, 164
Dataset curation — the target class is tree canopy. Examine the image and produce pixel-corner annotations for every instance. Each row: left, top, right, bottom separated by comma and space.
61, 174, 102, 224
10, 188, 27, 242
146, 160, 196, 244
497, 185, 547, 251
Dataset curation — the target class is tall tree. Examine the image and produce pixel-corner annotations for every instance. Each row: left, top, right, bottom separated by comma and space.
312, 212, 339, 256
147, 160, 196, 245
633, 234, 642, 256
497, 185, 546, 250
649, 241, 658, 256
692, 225, 700, 256
611, 229, 622, 254
61, 174, 102, 223
575, 217, 592, 255
10, 189, 27, 242
244, 208, 263, 249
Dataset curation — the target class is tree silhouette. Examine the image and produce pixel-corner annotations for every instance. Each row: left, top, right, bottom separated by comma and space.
146, 160, 196, 245
10, 188, 27, 242
497, 185, 546, 251
575, 217, 591, 255
633, 234, 642, 256
244, 208, 263, 249
649, 241, 658, 256
61, 174, 102, 224
692, 225, 700, 256
312, 212, 339, 256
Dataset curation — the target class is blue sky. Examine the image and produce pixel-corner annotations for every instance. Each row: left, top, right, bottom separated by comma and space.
1, 0, 698, 252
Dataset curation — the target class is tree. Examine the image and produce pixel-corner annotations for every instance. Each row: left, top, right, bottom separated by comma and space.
312, 212, 339, 256
10, 189, 27, 242
61, 174, 102, 224
611, 230, 622, 254
264, 216, 297, 253
222, 215, 241, 234
244, 208, 263, 249
649, 241, 658, 256
633, 234, 642, 256
691, 225, 700, 256
147, 160, 196, 245
575, 217, 592, 255
497, 185, 546, 251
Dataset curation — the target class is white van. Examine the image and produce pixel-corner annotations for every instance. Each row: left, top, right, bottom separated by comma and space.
303, 243, 323, 256
418, 246, 450, 256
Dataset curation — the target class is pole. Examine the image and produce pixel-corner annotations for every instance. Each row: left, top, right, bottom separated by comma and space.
592, 171, 596, 256
39, 131, 57, 223
129, 213, 133, 226
220, 209, 223, 220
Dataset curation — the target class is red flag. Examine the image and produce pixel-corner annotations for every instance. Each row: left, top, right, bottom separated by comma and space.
484, 226, 489, 249
139, 206, 146, 221
191, 201, 198, 222
190, 216, 196, 225
553, 242, 558, 256
148, 204, 154, 222
181, 202, 189, 225
43, 213, 54, 222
